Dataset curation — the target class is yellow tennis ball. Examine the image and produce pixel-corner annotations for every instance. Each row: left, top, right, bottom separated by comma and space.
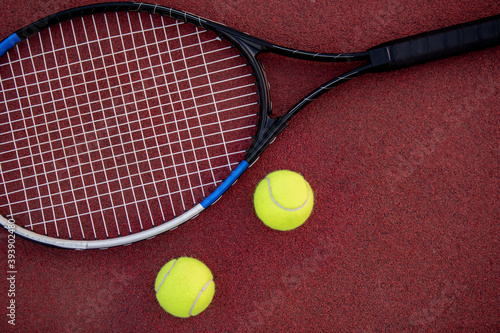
154, 257, 215, 318
253, 170, 314, 231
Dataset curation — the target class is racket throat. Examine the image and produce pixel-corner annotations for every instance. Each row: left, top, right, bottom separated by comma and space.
245, 116, 288, 164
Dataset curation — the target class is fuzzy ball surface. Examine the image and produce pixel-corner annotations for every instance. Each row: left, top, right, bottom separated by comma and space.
155, 257, 215, 318
254, 170, 314, 231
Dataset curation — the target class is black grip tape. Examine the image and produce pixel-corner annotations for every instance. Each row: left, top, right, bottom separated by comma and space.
369, 15, 500, 71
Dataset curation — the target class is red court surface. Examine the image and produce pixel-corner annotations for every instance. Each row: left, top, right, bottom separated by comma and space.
0, 0, 499, 332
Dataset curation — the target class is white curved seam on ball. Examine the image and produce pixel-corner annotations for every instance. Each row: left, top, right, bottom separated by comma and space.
266, 177, 310, 211
155, 259, 178, 293
189, 279, 213, 316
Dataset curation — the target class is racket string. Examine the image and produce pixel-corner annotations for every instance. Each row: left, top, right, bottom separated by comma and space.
0, 11, 259, 240
161, 17, 206, 209
191, 24, 231, 194
14, 36, 68, 237
0, 57, 252, 123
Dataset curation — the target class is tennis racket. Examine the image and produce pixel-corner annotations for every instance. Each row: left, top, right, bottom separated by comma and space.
0, 3, 498, 249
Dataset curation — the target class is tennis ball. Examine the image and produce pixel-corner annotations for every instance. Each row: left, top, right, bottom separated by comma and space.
253, 170, 314, 231
154, 257, 215, 318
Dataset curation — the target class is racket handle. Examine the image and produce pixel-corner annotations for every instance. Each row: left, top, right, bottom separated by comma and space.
369, 15, 500, 71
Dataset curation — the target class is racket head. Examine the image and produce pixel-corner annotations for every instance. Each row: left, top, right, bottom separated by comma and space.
0, 3, 268, 249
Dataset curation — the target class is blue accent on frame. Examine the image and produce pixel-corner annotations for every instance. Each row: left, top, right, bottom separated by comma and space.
0, 34, 21, 57
200, 161, 249, 208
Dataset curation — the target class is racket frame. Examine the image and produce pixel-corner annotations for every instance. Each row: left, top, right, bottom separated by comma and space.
0, 2, 498, 249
